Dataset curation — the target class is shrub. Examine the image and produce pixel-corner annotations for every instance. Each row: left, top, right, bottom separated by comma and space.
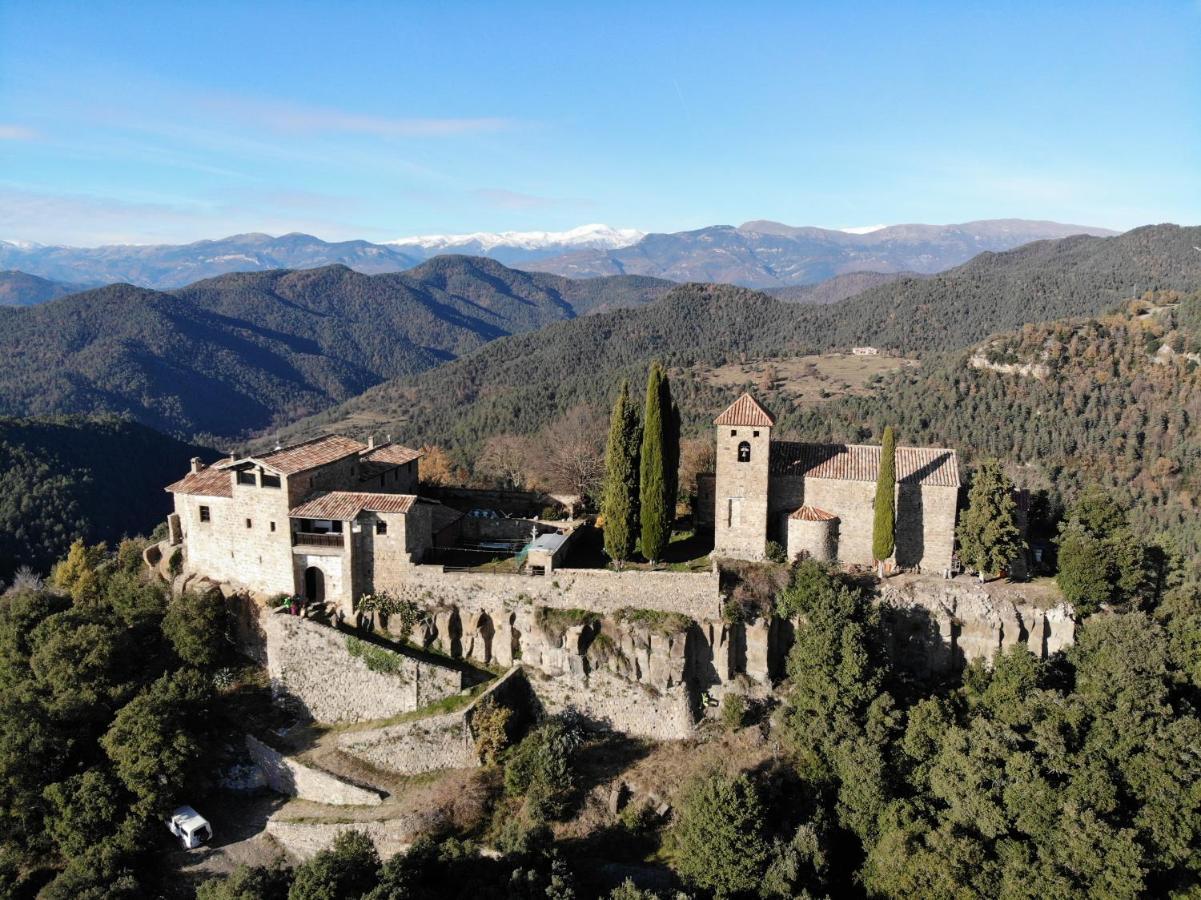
197, 862, 292, 900
720, 693, 747, 731
162, 590, 228, 668
504, 715, 584, 819
765, 540, 787, 564
344, 636, 405, 675
167, 547, 183, 577
288, 830, 379, 900
471, 697, 513, 765
671, 772, 769, 896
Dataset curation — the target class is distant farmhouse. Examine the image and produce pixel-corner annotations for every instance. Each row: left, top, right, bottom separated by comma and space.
698, 393, 958, 571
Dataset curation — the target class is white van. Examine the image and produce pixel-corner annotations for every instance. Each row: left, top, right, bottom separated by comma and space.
166, 806, 212, 849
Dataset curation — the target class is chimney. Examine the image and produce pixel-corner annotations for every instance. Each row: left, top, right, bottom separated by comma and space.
367, 435, 375, 450
190, 457, 203, 473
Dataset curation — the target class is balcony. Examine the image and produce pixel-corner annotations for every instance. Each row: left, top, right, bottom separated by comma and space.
293, 531, 344, 549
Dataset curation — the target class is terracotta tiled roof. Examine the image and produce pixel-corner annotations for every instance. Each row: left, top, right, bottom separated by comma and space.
289, 491, 416, 520
361, 443, 422, 466
789, 505, 839, 521
770, 441, 960, 487
714, 392, 776, 427
250, 435, 367, 475
166, 465, 233, 498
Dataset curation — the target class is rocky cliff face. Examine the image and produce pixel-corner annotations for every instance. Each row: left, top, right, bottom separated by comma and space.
878, 578, 1074, 676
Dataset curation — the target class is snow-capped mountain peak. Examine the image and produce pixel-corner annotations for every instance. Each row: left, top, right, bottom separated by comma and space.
389, 224, 645, 253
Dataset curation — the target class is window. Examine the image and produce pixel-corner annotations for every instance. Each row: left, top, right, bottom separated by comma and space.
730, 429, 737, 437
269, 521, 276, 532
237, 470, 256, 486
199, 506, 210, 523
727, 497, 743, 527
245, 518, 252, 529
737, 441, 751, 463
753, 430, 760, 437
376, 520, 388, 535
261, 473, 281, 489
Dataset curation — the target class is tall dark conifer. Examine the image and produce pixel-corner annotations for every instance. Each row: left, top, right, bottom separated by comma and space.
640, 362, 671, 563
872, 426, 896, 575
601, 381, 641, 566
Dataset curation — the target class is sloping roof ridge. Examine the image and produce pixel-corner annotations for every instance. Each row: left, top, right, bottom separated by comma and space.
714, 391, 776, 427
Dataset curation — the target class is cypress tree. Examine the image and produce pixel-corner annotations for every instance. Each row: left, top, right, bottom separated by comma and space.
640, 362, 671, 564
662, 372, 681, 516
601, 381, 641, 566
957, 459, 1024, 581
872, 426, 896, 575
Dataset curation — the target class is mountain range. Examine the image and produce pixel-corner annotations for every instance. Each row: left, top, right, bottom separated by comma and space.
281, 224, 1201, 459
0, 218, 1114, 292
523, 219, 1119, 287
0, 257, 670, 441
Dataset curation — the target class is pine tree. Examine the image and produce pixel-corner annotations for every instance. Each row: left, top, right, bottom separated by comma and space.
872, 426, 896, 575
600, 381, 641, 566
640, 362, 671, 564
957, 459, 1024, 581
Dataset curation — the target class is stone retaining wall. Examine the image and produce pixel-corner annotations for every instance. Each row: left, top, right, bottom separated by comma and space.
390, 565, 721, 620
266, 818, 425, 862
263, 612, 463, 723
245, 735, 383, 806
337, 667, 533, 775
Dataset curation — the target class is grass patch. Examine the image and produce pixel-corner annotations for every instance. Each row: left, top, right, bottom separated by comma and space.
320, 681, 493, 734
614, 607, 694, 635
534, 607, 600, 640
345, 635, 408, 676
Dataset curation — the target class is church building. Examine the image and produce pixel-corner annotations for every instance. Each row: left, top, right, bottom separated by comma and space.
700, 393, 960, 572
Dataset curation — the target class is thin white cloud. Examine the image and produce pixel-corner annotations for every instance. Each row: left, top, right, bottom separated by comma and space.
0, 185, 381, 246
201, 96, 513, 138
0, 124, 39, 140
472, 188, 593, 211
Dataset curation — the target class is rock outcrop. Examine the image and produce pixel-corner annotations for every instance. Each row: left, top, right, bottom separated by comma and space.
879, 578, 1075, 675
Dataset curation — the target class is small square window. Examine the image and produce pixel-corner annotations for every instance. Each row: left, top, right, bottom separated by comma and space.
199, 506, 210, 523
270, 521, 276, 532
730, 429, 737, 437
245, 518, 252, 529
753, 430, 760, 437
376, 520, 388, 535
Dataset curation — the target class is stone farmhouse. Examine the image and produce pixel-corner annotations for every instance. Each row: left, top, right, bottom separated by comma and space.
698, 392, 959, 572
166, 435, 462, 611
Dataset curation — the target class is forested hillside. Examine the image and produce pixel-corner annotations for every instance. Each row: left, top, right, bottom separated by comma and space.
0, 417, 215, 578
0, 259, 670, 441
288, 225, 1201, 461
0, 271, 91, 307
778, 292, 1201, 560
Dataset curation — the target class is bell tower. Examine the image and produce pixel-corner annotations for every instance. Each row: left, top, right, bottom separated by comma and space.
712, 392, 774, 560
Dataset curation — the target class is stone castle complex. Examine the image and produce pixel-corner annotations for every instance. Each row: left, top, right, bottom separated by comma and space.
167, 392, 959, 613
155, 391, 1070, 751
149, 391, 1072, 856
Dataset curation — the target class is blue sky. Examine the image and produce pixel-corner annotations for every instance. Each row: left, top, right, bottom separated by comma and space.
0, 1, 1198, 245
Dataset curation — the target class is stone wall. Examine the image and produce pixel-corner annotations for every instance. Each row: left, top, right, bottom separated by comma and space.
266, 818, 425, 862
245, 735, 383, 806
878, 578, 1075, 676
262, 612, 463, 723
337, 668, 532, 775
382, 566, 721, 622
526, 666, 695, 741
